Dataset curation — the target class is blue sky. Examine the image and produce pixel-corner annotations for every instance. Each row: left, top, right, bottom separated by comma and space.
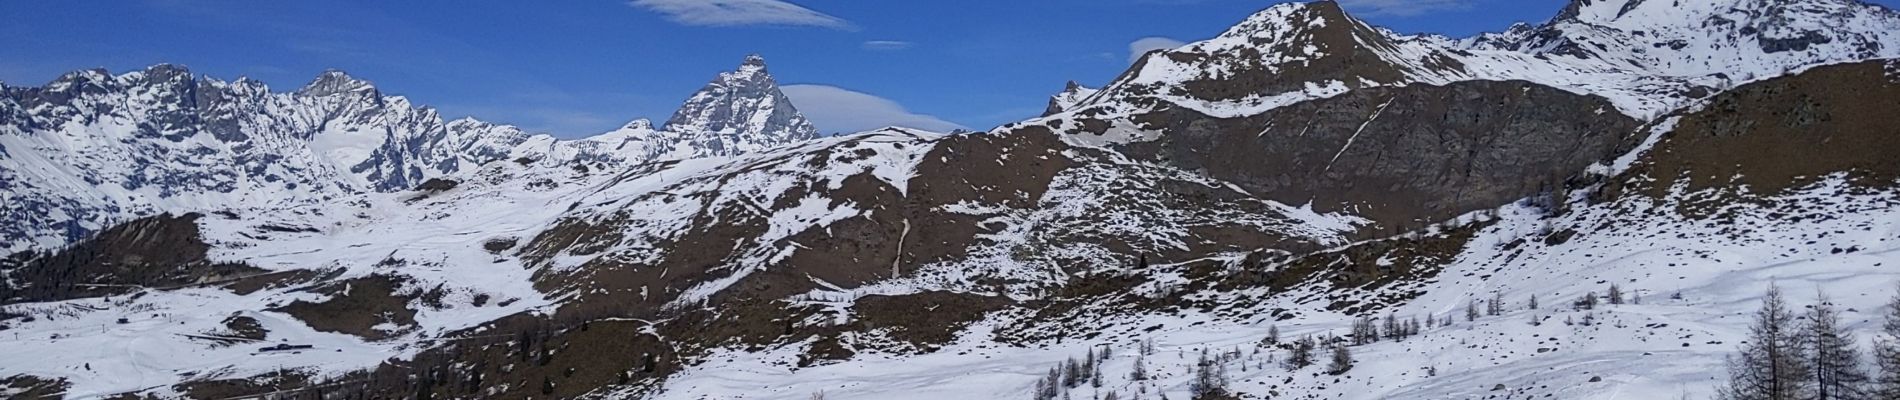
3, 0, 1894, 137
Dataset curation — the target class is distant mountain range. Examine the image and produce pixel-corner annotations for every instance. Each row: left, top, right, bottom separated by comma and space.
3, 1, 1900, 399
0, 55, 815, 253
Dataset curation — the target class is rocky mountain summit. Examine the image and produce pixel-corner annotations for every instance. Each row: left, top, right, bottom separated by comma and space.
0, 55, 817, 253
660, 54, 819, 156
3, 1, 1900, 399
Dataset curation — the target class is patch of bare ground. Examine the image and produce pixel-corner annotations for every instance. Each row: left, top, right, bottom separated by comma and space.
1, 375, 69, 399
853, 291, 1013, 351
0, 213, 266, 304
270, 274, 417, 340
1211, 221, 1493, 316
1610, 59, 1900, 217
173, 370, 312, 400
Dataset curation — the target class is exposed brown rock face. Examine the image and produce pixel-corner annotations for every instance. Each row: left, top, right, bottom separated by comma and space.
1629, 60, 1900, 196
1120, 80, 1642, 230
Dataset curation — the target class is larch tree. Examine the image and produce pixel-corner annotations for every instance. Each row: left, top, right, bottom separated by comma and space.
1131, 354, 1148, 381
1717, 285, 1812, 400
1284, 336, 1315, 371
1327, 344, 1354, 375
1806, 291, 1868, 400
1876, 285, 1900, 399
1189, 350, 1230, 399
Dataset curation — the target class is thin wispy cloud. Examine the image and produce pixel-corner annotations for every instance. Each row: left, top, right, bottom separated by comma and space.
1337, 0, 1470, 16
629, 0, 853, 30
780, 84, 968, 133
861, 40, 914, 51
1127, 37, 1186, 64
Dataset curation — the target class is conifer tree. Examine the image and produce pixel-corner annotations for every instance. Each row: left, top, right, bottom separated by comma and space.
1131, 354, 1148, 381
1609, 284, 1625, 305
1327, 344, 1353, 375
1467, 300, 1480, 322
1718, 285, 1811, 400
1284, 336, 1315, 371
1351, 315, 1377, 345
1807, 291, 1868, 400
1189, 351, 1230, 399
1039, 367, 1063, 400
1065, 357, 1084, 388
1875, 285, 1900, 399
1530, 294, 1539, 310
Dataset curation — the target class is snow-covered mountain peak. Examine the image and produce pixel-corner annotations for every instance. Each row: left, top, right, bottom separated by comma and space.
131, 64, 193, 84
740, 53, 768, 70
1043, 81, 1099, 116
660, 54, 820, 155
1215, 0, 1356, 40
40, 68, 116, 95
617, 118, 654, 132
296, 69, 378, 97
1499, 0, 1900, 80
0, 56, 835, 253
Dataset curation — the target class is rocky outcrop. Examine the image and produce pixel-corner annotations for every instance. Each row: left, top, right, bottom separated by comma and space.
1114, 80, 1641, 230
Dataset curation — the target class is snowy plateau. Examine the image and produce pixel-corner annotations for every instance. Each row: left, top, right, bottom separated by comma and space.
3, 0, 1900, 399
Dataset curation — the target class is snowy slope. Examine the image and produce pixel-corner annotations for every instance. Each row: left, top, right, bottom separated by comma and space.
0, 158, 590, 397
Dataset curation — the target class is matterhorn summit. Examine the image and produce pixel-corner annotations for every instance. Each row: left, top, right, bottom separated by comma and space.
661, 54, 820, 156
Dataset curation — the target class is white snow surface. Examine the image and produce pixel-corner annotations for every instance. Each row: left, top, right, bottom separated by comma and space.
0, 159, 596, 397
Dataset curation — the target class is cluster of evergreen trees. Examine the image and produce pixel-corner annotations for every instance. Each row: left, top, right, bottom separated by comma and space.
1350, 314, 1422, 345
1033, 347, 1110, 400
1189, 348, 1236, 400
1718, 285, 1900, 400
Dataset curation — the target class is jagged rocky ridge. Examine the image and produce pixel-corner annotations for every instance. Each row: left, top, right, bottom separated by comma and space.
2, 1, 1900, 399
0, 55, 815, 253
